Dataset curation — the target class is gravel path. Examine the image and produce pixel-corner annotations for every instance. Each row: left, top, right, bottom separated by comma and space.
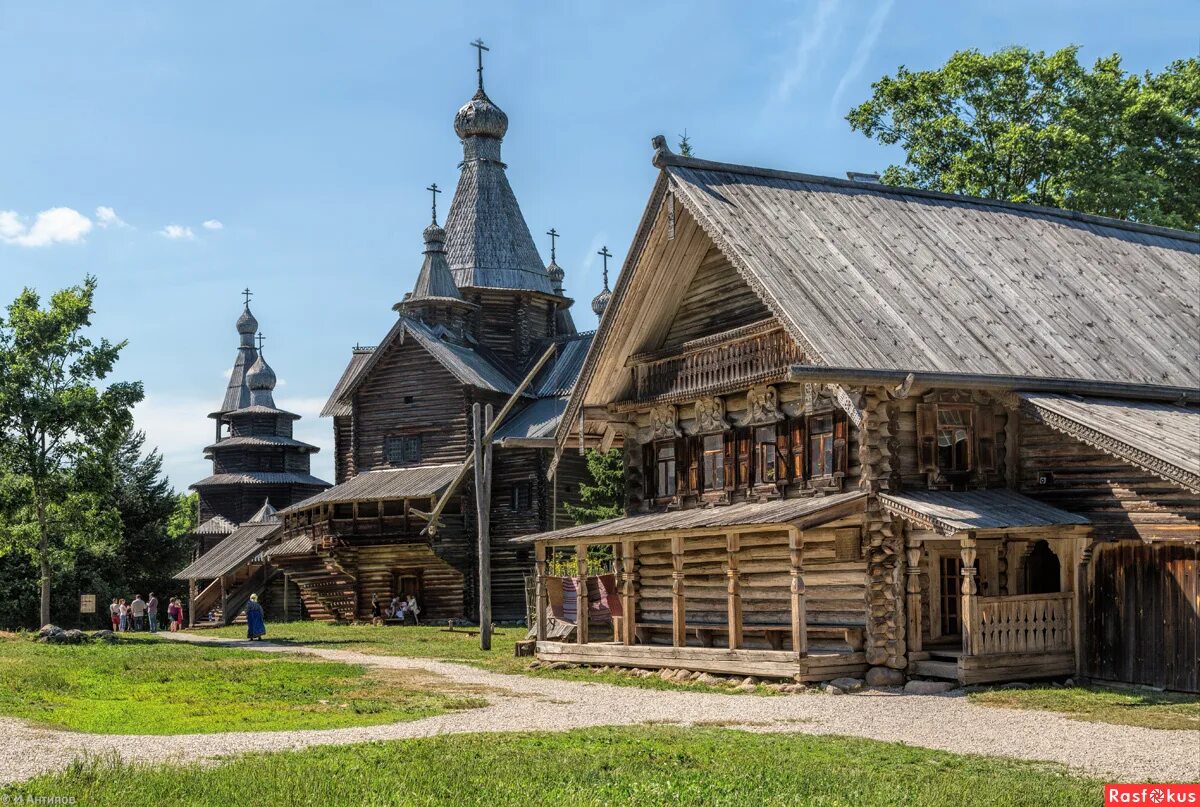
1, 632, 1195, 785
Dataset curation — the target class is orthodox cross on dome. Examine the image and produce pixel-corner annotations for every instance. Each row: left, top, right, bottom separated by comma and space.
598, 245, 613, 290
256, 332, 266, 352
242, 287, 253, 306
471, 38, 489, 91
546, 228, 559, 262
426, 182, 441, 225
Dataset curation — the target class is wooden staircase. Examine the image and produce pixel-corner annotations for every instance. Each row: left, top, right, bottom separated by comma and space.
278, 548, 359, 622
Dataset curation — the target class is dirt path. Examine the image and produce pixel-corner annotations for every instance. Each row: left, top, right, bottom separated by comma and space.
1, 632, 1195, 785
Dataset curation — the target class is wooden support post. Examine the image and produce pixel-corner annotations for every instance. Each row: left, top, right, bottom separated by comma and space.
1074, 539, 1094, 679
472, 403, 494, 651
575, 543, 589, 645
220, 575, 229, 627
905, 544, 923, 654
960, 537, 979, 657
188, 578, 197, 628
789, 528, 807, 656
726, 533, 743, 650
620, 539, 637, 645
283, 572, 290, 623
535, 542, 547, 643
671, 534, 686, 648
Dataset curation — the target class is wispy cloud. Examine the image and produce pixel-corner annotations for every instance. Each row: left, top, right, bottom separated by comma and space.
772, 0, 841, 104
830, 0, 894, 113
0, 207, 93, 247
160, 224, 195, 240
95, 206, 129, 228
202, 219, 224, 231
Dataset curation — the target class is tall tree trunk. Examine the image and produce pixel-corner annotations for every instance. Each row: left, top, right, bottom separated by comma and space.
33, 486, 51, 627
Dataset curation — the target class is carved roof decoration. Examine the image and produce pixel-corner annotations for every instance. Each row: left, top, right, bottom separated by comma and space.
1021, 393, 1200, 492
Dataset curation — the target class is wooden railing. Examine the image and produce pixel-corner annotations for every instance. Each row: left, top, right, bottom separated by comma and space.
628, 322, 802, 402
973, 593, 1073, 656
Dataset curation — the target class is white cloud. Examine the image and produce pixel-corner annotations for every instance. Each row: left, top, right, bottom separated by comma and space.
95, 206, 129, 228
160, 224, 195, 240
0, 207, 93, 247
830, 0, 895, 113
202, 219, 224, 230
773, 0, 841, 103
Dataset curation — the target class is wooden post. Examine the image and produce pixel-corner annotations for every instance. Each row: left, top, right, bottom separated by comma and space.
188, 578, 197, 628
283, 572, 290, 623
220, 575, 229, 627
671, 534, 686, 648
575, 543, 589, 645
960, 537, 979, 657
1074, 539, 1094, 679
472, 403, 494, 651
726, 533, 743, 650
621, 539, 637, 645
905, 544, 923, 654
534, 542, 548, 643
789, 528, 807, 656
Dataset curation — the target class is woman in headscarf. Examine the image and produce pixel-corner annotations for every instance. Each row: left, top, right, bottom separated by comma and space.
245, 593, 267, 641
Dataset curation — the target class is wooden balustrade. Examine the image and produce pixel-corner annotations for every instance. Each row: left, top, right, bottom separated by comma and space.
629, 324, 802, 401
973, 593, 1073, 656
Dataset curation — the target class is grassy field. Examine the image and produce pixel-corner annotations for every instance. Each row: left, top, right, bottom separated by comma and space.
0, 634, 483, 734
969, 684, 1200, 731
5, 726, 1103, 806
203, 622, 778, 694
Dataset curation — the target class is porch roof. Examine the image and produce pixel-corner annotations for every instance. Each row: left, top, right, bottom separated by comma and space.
276, 463, 460, 515
880, 489, 1089, 537
512, 491, 866, 545
174, 522, 281, 580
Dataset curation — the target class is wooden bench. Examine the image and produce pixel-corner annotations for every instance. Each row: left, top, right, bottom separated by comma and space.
635, 622, 864, 651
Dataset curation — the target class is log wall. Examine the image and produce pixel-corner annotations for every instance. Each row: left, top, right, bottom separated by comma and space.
660, 246, 773, 350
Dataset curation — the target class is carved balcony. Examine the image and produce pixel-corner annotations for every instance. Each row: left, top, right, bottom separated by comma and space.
624, 321, 803, 404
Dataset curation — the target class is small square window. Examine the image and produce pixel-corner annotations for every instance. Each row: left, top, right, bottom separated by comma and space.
385, 435, 421, 465
510, 480, 532, 511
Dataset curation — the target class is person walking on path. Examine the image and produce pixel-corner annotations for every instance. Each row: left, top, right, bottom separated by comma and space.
146, 593, 159, 633
130, 595, 146, 631
109, 598, 120, 631
245, 593, 266, 641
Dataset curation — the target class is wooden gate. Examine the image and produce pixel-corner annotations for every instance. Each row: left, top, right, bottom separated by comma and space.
1085, 541, 1199, 692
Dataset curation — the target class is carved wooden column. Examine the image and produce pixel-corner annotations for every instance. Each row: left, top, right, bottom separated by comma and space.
905, 544, 923, 654
726, 533, 743, 650
789, 528, 807, 656
621, 539, 637, 645
575, 543, 589, 645
534, 543, 548, 643
671, 534, 686, 648
960, 537, 979, 657
1074, 538, 1095, 679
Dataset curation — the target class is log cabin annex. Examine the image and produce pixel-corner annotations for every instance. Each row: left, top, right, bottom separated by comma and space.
519, 137, 1200, 692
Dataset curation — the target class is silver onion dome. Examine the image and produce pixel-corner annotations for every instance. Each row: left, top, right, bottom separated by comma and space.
236, 305, 258, 336
454, 89, 509, 140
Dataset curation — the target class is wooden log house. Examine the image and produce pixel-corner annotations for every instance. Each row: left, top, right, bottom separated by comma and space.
517, 138, 1200, 691
175, 300, 331, 625
269, 64, 593, 623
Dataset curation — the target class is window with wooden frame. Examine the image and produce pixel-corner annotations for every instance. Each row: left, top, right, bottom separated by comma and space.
701, 433, 725, 493
510, 480, 532, 512
808, 415, 836, 478
384, 435, 422, 465
754, 425, 779, 484
653, 440, 676, 499
788, 418, 806, 481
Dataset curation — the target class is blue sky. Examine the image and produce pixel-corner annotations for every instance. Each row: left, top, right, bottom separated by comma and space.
1, 1, 1194, 489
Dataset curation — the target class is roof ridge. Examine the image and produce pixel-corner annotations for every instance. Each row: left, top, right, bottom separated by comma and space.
652, 149, 1200, 244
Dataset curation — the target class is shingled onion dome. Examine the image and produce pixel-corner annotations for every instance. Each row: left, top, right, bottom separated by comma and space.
454, 88, 509, 141
396, 212, 478, 328
591, 245, 614, 318
245, 349, 277, 407
236, 305, 258, 341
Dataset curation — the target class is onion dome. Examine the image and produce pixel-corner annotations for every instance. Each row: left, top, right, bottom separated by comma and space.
591, 286, 611, 318
236, 305, 258, 336
454, 89, 509, 140
547, 260, 565, 292
245, 349, 277, 406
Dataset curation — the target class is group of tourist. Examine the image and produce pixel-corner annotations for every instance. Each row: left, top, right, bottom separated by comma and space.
370, 593, 421, 627
108, 594, 186, 633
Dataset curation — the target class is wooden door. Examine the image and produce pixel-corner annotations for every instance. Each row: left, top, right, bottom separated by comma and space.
1086, 541, 1198, 693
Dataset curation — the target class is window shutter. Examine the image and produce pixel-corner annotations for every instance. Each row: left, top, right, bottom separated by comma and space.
790, 417, 806, 480
977, 407, 997, 473
736, 428, 752, 488
683, 436, 700, 494
724, 432, 737, 490
833, 412, 849, 475
916, 403, 937, 473
641, 443, 655, 500
775, 423, 790, 483
675, 436, 690, 495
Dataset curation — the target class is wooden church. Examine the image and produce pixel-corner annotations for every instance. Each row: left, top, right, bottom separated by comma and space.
269, 55, 594, 623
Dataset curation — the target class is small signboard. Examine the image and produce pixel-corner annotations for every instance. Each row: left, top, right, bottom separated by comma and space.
79, 594, 96, 614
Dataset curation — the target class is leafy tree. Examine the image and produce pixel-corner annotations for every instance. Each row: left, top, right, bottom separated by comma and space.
563, 449, 624, 525
168, 491, 198, 541
0, 277, 143, 626
847, 47, 1200, 230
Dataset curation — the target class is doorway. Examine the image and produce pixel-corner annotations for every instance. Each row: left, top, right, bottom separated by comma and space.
939, 555, 962, 637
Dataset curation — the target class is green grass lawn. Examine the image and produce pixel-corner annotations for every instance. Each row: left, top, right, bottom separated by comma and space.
0, 634, 483, 734
969, 684, 1200, 731
203, 622, 779, 694
7, 727, 1103, 806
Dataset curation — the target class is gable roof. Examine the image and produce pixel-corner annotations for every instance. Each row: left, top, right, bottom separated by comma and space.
174, 522, 281, 580
1021, 393, 1200, 492
321, 347, 374, 417
276, 463, 460, 514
